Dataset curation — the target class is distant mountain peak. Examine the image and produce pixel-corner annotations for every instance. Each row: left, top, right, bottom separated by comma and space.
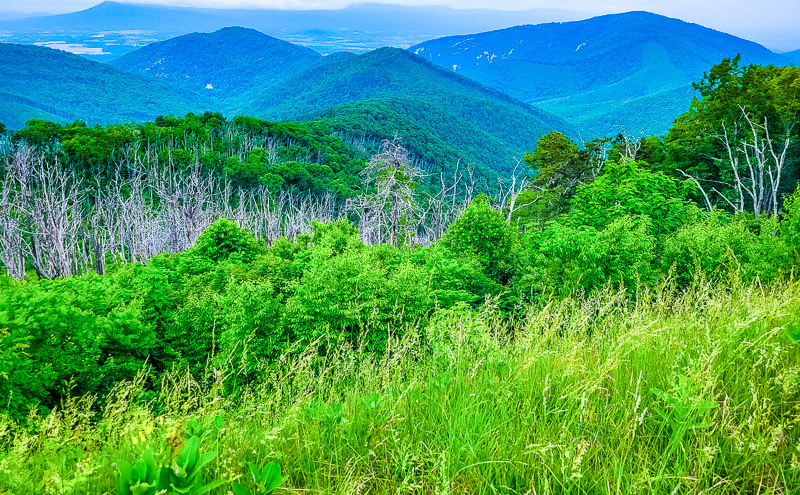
409, 11, 791, 137
108, 27, 320, 95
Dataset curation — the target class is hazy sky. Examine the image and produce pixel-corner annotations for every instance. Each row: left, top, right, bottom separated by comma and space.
2, 0, 798, 49
1, 0, 795, 16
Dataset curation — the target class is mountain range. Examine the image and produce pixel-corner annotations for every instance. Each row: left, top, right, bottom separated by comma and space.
237, 47, 574, 175
1, 9, 797, 177
409, 11, 793, 137
0, 1, 584, 59
0, 26, 579, 180
107, 27, 322, 97
107, 28, 577, 177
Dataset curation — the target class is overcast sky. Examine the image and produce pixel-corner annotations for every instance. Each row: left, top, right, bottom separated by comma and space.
2, 0, 798, 49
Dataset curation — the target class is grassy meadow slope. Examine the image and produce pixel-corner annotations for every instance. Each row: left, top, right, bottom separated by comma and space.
1, 279, 799, 493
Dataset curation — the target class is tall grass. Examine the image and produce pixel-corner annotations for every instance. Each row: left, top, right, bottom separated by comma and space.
2, 277, 800, 494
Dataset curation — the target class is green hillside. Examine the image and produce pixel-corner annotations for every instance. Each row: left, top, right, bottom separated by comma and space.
236, 47, 577, 177
107, 27, 321, 96
0, 43, 215, 129
104, 32, 578, 179
537, 85, 699, 136
0, 36, 575, 180
314, 98, 541, 179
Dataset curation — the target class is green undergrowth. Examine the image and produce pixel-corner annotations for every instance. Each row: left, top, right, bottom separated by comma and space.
1, 277, 800, 494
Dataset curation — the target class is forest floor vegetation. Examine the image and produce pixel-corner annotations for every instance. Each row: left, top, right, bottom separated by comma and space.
1, 276, 799, 494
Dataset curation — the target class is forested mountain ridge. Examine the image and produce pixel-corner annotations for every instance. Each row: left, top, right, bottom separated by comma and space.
47, 29, 575, 180
409, 11, 792, 137
233, 47, 577, 177
0, 25, 577, 181
107, 27, 322, 96
0, 43, 215, 129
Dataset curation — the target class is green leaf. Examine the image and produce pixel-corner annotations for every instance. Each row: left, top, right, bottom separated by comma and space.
116, 460, 134, 495
180, 435, 200, 473
232, 482, 253, 495
195, 450, 218, 472
213, 415, 225, 429
261, 463, 283, 494
248, 462, 260, 483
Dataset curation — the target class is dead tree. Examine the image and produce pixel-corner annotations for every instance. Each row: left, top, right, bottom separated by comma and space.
682, 105, 793, 217
421, 162, 462, 243
5, 151, 86, 279
492, 159, 538, 224
353, 138, 424, 246
0, 174, 26, 279
618, 128, 644, 161
149, 153, 220, 252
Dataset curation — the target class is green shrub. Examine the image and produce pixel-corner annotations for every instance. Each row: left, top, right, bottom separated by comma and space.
662, 212, 793, 285
782, 185, 800, 261
441, 195, 521, 285
216, 279, 285, 373
284, 249, 394, 350
409, 246, 492, 307
521, 215, 657, 296
191, 218, 263, 263
568, 159, 693, 236
0, 274, 158, 418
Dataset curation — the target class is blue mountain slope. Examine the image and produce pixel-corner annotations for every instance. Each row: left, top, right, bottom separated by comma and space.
97, 26, 576, 178
410, 12, 792, 137
108, 27, 321, 96
784, 49, 800, 64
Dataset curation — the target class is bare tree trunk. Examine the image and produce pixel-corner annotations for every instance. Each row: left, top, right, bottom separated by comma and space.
690, 106, 793, 217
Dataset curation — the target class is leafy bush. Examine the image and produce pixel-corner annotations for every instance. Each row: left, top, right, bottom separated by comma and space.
284, 247, 431, 351
0, 274, 157, 419
662, 212, 793, 285
191, 218, 264, 263
521, 215, 657, 296
568, 159, 693, 236
441, 195, 521, 285
782, 185, 800, 261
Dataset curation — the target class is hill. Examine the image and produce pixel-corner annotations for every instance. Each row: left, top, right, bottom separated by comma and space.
107, 27, 321, 96
234, 47, 578, 177
410, 11, 791, 137
0, 43, 214, 129
0, 32, 576, 180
